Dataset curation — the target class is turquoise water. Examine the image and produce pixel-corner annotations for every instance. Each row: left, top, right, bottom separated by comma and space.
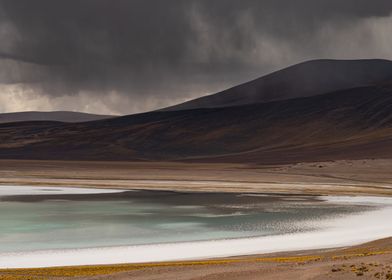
0, 188, 372, 254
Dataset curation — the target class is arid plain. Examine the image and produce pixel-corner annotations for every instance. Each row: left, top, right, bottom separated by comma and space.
1, 159, 392, 196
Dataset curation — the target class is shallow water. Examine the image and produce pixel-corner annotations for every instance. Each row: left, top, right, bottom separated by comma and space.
0, 186, 391, 268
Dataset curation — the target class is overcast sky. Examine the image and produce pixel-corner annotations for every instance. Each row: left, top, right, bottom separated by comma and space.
1, 0, 392, 115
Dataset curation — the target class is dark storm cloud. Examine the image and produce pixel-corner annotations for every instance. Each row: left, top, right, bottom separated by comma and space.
1, 0, 392, 114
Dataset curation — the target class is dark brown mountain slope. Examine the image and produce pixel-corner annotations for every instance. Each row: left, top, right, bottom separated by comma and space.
1, 84, 392, 164
163, 59, 392, 111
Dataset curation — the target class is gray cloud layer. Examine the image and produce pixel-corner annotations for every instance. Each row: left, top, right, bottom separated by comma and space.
1, 0, 392, 114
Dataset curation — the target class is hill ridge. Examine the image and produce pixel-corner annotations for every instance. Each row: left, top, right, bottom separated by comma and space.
163, 59, 392, 111
0, 111, 115, 124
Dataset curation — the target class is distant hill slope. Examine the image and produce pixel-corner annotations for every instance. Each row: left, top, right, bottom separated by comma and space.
1, 84, 392, 164
0, 111, 115, 124
164, 59, 392, 111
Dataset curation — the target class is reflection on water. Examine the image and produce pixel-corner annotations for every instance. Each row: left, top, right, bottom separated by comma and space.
0, 188, 374, 253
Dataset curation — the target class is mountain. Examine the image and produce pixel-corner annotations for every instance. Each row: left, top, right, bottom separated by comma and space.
1, 85, 392, 164
1, 59, 392, 164
164, 59, 392, 111
0, 111, 115, 124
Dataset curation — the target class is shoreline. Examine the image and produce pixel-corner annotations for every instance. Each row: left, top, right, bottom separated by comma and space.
1, 237, 392, 279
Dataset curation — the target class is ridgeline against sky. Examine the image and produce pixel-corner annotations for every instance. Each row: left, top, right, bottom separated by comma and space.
1, 0, 392, 114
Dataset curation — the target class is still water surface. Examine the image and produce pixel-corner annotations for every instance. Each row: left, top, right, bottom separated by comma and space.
0, 186, 375, 254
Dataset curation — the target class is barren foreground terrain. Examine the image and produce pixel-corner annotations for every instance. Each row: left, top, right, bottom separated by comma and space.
1, 238, 391, 280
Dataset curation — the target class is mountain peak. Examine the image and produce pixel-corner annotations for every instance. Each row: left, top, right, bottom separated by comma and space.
164, 59, 392, 111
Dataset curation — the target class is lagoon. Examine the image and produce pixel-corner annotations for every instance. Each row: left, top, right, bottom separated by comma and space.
0, 186, 391, 268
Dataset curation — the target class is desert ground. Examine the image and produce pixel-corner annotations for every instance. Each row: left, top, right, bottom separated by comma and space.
1, 159, 392, 196
0, 158, 392, 279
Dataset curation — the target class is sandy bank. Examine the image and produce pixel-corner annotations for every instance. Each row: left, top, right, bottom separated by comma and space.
0, 159, 392, 196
